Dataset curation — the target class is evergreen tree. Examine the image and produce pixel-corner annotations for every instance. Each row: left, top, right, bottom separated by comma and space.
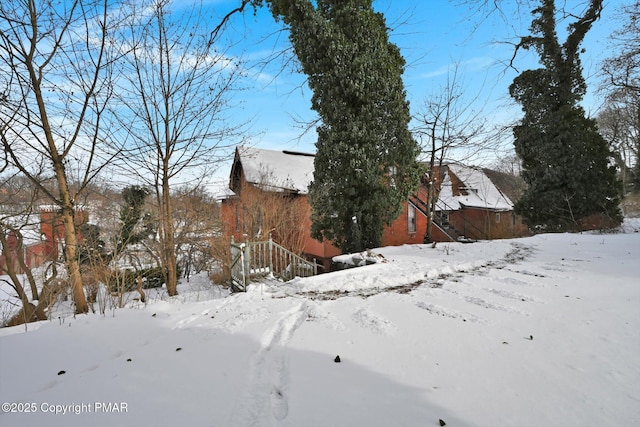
509, 0, 621, 230
114, 185, 151, 254
266, 0, 421, 252
77, 223, 107, 265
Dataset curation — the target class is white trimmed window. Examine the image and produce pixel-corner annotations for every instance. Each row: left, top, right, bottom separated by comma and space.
408, 204, 417, 233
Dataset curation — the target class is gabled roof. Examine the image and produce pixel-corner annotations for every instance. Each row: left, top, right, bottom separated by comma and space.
228, 147, 515, 211
436, 164, 514, 211
230, 146, 315, 194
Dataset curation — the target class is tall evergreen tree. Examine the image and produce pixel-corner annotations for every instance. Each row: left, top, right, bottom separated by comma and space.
114, 185, 151, 255
509, 0, 621, 230
265, 0, 421, 252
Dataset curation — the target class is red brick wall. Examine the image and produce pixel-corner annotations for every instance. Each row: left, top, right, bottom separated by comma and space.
441, 208, 529, 241
427, 223, 456, 242
381, 202, 427, 246
219, 186, 341, 272
220, 173, 530, 267
39, 208, 87, 261
0, 232, 51, 274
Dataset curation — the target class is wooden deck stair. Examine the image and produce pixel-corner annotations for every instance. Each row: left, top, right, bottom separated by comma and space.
230, 236, 318, 292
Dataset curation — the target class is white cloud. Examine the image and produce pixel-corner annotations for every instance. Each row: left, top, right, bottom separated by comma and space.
418, 56, 494, 79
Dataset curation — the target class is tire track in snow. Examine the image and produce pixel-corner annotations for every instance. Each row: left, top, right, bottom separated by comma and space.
231, 301, 311, 427
442, 286, 525, 315
480, 287, 543, 303
462, 295, 524, 313
352, 307, 398, 335
495, 275, 541, 288
415, 301, 487, 324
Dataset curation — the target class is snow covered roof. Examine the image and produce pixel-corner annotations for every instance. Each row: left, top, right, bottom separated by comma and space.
436, 164, 514, 211
229, 148, 514, 211
232, 146, 315, 194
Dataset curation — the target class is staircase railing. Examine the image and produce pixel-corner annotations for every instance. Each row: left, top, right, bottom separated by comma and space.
230, 235, 317, 292
409, 187, 489, 242
436, 198, 489, 241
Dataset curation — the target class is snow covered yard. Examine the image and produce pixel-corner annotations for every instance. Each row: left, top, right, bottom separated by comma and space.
1, 225, 639, 427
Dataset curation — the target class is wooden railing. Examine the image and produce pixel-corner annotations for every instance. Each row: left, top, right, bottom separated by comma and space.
230, 235, 317, 292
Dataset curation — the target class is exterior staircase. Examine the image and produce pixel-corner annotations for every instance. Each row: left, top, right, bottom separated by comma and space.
409, 189, 487, 243
230, 235, 318, 292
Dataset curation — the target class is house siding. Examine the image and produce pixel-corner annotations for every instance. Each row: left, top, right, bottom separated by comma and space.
220, 193, 340, 273
381, 202, 427, 246
449, 208, 528, 240
0, 208, 87, 274
221, 147, 529, 272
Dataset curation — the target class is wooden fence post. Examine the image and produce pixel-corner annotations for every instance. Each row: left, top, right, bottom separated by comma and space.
268, 234, 274, 276
243, 240, 250, 289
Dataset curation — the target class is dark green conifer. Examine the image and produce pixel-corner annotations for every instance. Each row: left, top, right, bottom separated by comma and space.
266, 0, 421, 252
509, 0, 621, 230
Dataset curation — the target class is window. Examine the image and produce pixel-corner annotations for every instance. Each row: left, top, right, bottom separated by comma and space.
496, 213, 501, 223
408, 204, 416, 233
388, 166, 397, 188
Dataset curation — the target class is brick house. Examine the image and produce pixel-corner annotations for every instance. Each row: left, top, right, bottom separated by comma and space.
220, 146, 527, 271
0, 225, 48, 274
220, 147, 341, 272
412, 164, 529, 242
0, 207, 87, 274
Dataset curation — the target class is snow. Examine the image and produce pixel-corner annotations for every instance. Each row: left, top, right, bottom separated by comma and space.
0, 213, 43, 246
237, 146, 315, 194
438, 164, 513, 211
233, 149, 513, 214
1, 222, 639, 427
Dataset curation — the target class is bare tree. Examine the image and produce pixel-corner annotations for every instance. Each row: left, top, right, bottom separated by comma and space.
232, 170, 309, 255
172, 185, 221, 280
0, 178, 49, 324
597, 88, 640, 191
113, 0, 251, 296
602, 1, 639, 94
598, 1, 640, 192
492, 151, 523, 177
0, 222, 48, 326
413, 66, 487, 241
0, 0, 127, 313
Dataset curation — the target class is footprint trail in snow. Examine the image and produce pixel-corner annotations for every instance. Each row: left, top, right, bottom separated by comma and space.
230, 301, 311, 427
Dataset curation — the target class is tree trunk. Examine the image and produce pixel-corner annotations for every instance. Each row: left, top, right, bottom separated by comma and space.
426, 178, 437, 242
28, 44, 89, 315
60, 206, 89, 314
136, 275, 146, 303
6, 303, 46, 327
12, 229, 40, 300
161, 175, 178, 296
426, 134, 437, 243
0, 230, 47, 326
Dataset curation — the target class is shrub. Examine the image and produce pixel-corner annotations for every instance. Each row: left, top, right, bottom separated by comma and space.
106, 266, 182, 293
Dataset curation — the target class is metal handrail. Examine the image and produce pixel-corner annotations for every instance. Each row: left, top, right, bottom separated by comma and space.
409, 187, 489, 241
435, 198, 489, 241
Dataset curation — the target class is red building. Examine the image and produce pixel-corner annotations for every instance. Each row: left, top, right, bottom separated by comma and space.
221, 147, 528, 271
0, 207, 87, 274
414, 164, 529, 242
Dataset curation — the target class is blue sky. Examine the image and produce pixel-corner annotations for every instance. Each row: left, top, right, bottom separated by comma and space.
208, 0, 627, 189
